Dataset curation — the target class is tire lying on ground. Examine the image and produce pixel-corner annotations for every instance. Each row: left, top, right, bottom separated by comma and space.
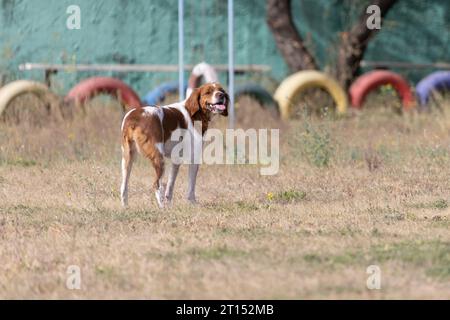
234, 83, 279, 113
186, 62, 219, 98
0, 80, 59, 117
349, 70, 415, 111
273, 70, 348, 119
416, 71, 450, 106
142, 81, 187, 106
65, 77, 142, 111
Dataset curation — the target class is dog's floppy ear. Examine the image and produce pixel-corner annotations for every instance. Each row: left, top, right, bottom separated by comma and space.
185, 88, 201, 116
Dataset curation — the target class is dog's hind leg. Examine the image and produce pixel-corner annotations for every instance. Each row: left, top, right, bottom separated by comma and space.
120, 139, 136, 207
133, 121, 166, 209
150, 152, 165, 208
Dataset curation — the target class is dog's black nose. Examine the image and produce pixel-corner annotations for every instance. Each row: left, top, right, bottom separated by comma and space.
215, 92, 224, 100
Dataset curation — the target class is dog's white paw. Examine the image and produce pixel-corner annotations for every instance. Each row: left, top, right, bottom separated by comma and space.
155, 186, 166, 208
164, 196, 173, 207
187, 197, 198, 205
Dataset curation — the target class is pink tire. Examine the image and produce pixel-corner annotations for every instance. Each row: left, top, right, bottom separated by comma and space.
65, 77, 142, 111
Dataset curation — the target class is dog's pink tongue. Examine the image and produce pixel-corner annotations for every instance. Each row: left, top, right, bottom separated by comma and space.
215, 104, 226, 110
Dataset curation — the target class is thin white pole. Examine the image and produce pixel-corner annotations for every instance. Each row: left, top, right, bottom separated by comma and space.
178, 0, 185, 100
18, 63, 271, 73
228, 0, 235, 128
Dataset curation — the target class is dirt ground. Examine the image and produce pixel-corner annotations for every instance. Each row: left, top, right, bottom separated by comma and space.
0, 92, 449, 299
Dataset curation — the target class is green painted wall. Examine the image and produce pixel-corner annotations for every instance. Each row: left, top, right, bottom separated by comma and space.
0, 0, 449, 97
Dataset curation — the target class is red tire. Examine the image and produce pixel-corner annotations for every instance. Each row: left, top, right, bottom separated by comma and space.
349, 70, 415, 110
65, 77, 142, 111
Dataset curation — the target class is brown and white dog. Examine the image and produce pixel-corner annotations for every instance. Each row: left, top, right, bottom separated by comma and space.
120, 82, 229, 208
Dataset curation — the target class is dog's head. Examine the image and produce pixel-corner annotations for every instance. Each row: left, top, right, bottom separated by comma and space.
185, 82, 229, 117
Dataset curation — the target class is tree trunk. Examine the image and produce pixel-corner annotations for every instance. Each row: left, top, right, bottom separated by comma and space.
266, 0, 318, 72
336, 0, 397, 89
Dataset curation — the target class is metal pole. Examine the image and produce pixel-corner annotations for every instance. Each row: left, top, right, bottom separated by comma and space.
228, 0, 235, 128
19, 63, 271, 73
178, 0, 185, 100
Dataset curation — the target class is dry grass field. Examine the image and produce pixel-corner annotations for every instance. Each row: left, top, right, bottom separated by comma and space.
0, 91, 449, 299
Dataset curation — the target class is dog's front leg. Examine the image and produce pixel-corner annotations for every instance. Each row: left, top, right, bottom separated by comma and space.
187, 164, 199, 203
165, 162, 180, 204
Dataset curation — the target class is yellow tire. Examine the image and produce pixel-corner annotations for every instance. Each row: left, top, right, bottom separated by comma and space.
274, 70, 348, 119
0, 80, 57, 116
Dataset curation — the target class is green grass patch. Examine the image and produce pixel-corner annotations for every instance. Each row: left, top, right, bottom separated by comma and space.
415, 146, 450, 164
300, 240, 450, 280
367, 205, 408, 222
406, 199, 448, 210
1, 157, 38, 167
204, 200, 260, 213
187, 245, 249, 260
1, 204, 41, 216
109, 209, 160, 222
267, 189, 306, 204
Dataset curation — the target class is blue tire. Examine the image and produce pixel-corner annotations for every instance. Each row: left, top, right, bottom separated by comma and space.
234, 84, 278, 111
142, 81, 187, 106
416, 71, 450, 106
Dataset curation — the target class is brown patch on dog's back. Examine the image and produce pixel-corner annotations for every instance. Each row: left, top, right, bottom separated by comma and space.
162, 107, 187, 142
122, 108, 164, 156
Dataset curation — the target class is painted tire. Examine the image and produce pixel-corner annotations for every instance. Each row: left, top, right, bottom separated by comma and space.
274, 70, 348, 119
234, 84, 278, 110
0, 80, 58, 116
349, 70, 415, 110
416, 71, 450, 106
142, 81, 187, 106
186, 62, 219, 98
65, 77, 142, 111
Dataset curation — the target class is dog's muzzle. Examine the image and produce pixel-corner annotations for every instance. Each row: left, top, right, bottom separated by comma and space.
206, 99, 227, 114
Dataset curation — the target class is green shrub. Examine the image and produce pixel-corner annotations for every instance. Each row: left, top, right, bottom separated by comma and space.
296, 121, 333, 167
